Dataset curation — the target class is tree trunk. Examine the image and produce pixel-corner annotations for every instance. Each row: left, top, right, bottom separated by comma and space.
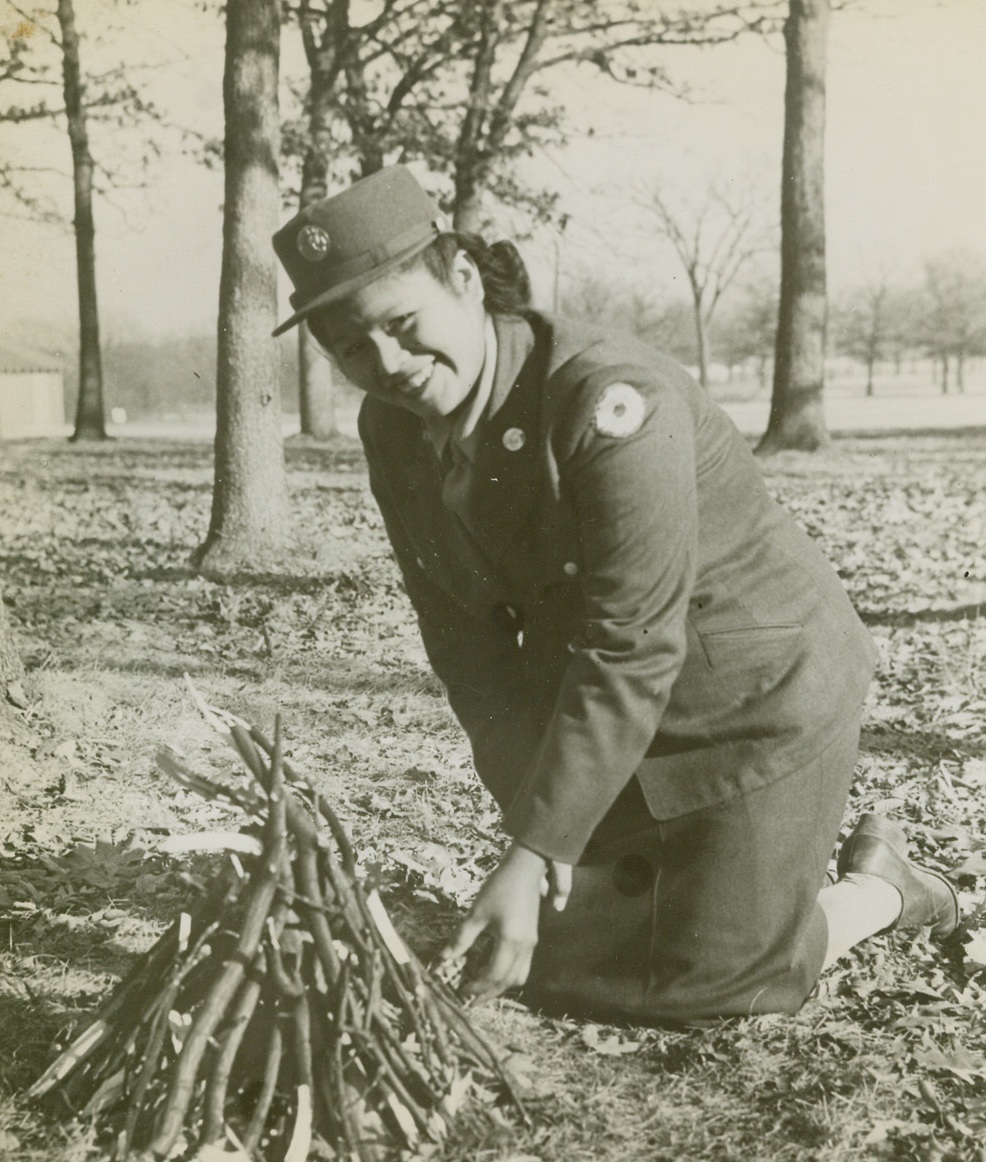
452, 173, 484, 233
957, 351, 965, 392
691, 289, 709, 389
941, 355, 950, 394
865, 353, 875, 396
194, 0, 289, 578
0, 592, 25, 697
757, 0, 830, 455
298, 322, 337, 439
295, 111, 338, 439
57, 0, 107, 442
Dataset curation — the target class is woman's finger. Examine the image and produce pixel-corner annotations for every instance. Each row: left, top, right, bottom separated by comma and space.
549, 860, 573, 912
441, 914, 486, 962
462, 938, 534, 1001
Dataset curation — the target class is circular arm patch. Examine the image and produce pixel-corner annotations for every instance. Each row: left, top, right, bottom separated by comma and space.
593, 383, 645, 438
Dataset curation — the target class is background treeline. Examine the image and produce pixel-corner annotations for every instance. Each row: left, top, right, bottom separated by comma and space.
52, 249, 984, 420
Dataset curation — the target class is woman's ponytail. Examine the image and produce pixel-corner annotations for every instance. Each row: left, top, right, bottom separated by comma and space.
417, 232, 533, 314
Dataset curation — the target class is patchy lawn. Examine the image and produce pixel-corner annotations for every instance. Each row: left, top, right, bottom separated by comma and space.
1, 429, 985, 1162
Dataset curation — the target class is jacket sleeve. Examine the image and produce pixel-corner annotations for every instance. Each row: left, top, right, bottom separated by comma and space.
360, 412, 542, 810
502, 383, 698, 863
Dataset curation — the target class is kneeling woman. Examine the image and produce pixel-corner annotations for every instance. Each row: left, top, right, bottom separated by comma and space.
273, 167, 959, 1025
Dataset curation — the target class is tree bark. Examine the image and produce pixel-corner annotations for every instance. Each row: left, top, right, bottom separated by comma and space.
295, 87, 339, 439
0, 592, 25, 696
195, 0, 289, 578
757, 0, 830, 455
57, 0, 107, 442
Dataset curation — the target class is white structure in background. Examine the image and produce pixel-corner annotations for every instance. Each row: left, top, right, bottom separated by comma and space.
0, 345, 65, 438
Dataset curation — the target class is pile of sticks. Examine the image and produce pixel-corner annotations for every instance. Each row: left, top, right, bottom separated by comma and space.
29, 719, 524, 1160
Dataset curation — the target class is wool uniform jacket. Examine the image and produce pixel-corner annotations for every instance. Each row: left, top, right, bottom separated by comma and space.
358, 311, 878, 866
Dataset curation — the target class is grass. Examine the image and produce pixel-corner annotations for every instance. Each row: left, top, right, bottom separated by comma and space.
0, 429, 985, 1161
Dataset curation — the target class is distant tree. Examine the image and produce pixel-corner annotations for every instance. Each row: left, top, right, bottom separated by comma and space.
919, 250, 986, 394
832, 273, 895, 396
715, 276, 779, 387
646, 176, 775, 388
0, 0, 166, 442
757, 0, 830, 454
195, 0, 289, 578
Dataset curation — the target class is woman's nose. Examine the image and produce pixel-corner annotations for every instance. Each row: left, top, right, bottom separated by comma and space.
371, 333, 408, 377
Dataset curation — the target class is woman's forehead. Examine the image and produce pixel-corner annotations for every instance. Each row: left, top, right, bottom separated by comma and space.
320, 266, 436, 335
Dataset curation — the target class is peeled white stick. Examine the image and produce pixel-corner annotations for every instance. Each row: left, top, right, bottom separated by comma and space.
283, 1084, 313, 1162
159, 832, 265, 857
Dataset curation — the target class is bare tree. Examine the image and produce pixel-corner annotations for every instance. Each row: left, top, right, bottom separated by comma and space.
278, 0, 783, 429
647, 177, 774, 388
1, 0, 168, 441
757, 0, 830, 454
920, 250, 986, 394
445, 0, 785, 231
194, 0, 289, 578
715, 277, 779, 387
832, 273, 894, 396
55, 0, 105, 440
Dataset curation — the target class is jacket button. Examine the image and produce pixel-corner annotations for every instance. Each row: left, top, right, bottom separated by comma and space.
563, 561, 579, 576
502, 427, 526, 451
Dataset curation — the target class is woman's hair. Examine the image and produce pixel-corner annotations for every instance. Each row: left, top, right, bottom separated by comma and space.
414, 232, 533, 314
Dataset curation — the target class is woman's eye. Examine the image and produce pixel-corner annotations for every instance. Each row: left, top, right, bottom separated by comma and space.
389, 313, 415, 336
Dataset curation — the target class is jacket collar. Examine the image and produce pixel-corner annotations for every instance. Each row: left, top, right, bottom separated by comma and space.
440, 312, 548, 560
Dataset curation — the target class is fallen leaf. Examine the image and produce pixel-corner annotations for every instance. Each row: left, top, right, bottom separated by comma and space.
913, 1042, 986, 1083
581, 1024, 643, 1056
961, 928, 986, 968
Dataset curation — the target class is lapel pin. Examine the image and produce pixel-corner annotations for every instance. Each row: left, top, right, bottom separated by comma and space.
502, 427, 526, 452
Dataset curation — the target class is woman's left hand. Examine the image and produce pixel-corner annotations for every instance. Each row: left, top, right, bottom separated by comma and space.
442, 841, 572, 1002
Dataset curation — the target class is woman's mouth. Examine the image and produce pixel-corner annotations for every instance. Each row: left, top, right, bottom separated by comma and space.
392, 357, 436, 397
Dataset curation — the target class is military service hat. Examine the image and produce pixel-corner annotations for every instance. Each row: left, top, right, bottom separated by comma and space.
272, 166, 447, 336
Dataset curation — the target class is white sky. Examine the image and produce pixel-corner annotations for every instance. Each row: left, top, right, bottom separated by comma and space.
1, 0, 984, 341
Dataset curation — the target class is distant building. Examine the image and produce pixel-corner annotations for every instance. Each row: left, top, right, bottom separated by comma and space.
0, 345, 66, 438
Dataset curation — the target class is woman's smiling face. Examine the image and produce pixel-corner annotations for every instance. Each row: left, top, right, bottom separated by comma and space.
309, 250, 488, 420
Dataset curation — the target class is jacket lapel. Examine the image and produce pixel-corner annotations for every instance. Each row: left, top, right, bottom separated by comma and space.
442, 314, 548, 562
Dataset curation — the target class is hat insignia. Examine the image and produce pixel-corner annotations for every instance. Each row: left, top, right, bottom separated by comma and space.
297, 224, 330, 262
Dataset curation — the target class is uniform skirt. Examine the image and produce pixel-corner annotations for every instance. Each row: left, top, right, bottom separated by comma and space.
520, 721, 861, 1026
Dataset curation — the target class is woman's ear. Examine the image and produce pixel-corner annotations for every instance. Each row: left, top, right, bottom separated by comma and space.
451, 250, 485, 304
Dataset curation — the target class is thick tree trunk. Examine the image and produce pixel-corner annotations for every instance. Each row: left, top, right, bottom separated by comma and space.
57, 0, 107, 442
757, 0, 830, 455
195, 0, 289, 578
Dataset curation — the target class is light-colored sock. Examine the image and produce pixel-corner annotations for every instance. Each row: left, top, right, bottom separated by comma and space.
818, 872, 904, 971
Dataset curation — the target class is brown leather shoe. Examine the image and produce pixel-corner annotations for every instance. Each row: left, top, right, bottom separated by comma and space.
837, 813, 960, 939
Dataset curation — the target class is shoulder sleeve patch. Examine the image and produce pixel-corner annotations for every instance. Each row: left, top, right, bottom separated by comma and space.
593, 382, 645, 438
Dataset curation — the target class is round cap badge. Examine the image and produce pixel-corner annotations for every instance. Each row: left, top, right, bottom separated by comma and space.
296, 224, 330, 262
594, 383, 645, 438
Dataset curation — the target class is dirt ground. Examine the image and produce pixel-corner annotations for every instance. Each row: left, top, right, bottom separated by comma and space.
1, 429, 985, 1161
